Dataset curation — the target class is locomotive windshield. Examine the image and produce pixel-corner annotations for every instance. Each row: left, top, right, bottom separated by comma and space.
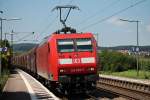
57, 38, 93, 52
76, 38, 92, 52
57, 39, 74, 52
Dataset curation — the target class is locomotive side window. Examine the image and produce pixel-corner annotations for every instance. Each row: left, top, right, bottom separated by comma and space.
57, 39, 74, 52
76, 38, 92, 52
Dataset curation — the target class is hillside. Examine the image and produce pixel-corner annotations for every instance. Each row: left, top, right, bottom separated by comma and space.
13, 43, 38, 53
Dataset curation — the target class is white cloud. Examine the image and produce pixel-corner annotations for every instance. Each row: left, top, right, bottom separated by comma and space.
107, 17, 126, 26
146, 25, 150, 32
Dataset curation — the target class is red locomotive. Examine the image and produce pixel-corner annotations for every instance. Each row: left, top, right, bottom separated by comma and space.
12, 32, 98, 93
12, 5, 99, 94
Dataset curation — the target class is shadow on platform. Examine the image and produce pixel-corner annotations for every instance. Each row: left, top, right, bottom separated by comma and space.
1, 91, 31, 100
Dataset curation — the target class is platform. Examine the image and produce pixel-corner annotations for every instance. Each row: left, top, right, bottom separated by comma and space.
1, 69, 59, 100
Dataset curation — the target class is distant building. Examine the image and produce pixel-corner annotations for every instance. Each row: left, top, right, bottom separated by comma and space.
117, 49, 150, 57
117, 50, 130, 55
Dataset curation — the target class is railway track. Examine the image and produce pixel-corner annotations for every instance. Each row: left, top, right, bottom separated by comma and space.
51, 87, 127, 100
85, 89, 127, 100
98, 75, 150, 100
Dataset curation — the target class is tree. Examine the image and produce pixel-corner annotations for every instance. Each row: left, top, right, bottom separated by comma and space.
0, 40, 11, 71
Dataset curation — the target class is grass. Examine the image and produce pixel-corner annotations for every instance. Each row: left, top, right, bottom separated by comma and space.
0, 69, 9, 93
100, 70, 150, 79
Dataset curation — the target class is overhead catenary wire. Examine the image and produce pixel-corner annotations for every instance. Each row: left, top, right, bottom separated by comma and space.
41, 15, 58, 34
33, 0, 60, 42
76, 0, 121, 26
35, 14, 58, 41
15, 32, 34, 43
81, 0, 147, 31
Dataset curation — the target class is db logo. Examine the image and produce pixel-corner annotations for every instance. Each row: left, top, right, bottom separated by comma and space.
73, 58, 81, 64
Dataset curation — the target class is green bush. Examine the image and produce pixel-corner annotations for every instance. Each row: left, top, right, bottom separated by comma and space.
100, 50, 136, 72
0, 68, 9, 94
145, 61, 150, 71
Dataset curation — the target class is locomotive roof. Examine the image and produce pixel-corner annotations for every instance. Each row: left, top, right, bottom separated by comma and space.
39, 32, 94, 46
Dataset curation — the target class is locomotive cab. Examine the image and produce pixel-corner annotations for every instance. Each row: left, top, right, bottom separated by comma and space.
55, 33, 98, 93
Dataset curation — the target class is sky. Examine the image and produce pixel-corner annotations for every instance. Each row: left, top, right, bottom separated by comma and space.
0, 0, 150, 47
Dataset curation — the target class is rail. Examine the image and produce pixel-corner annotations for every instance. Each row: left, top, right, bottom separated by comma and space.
98, 75, 150, 100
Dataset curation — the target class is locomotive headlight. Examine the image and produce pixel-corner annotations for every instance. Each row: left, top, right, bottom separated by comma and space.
60, 69, 66, 73
88, 67, 95, 71
90, 67, 95, 71
60, 69, 64, 73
